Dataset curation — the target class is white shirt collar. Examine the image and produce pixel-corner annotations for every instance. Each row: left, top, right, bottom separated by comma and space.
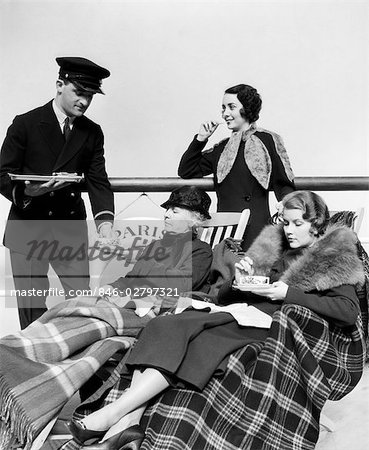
52, 99, 74, 127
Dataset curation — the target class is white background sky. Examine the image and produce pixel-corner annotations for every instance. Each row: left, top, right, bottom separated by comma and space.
0, 0, 368, 334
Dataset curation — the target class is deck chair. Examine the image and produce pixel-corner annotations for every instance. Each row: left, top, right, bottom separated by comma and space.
320, 207, 367, 433
89, 216, 164, 289
329, 207, 365, 234
353, 207, 365, 234
30, 417, 60, 450
199, 209, 250, 248
31, 214, 250, 449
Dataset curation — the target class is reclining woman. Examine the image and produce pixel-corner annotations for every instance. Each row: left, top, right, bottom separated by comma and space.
69, 190, 365, 450
0, 186, 213, 450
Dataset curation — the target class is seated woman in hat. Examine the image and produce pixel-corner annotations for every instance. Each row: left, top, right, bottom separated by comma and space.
69, 191, 365, 450
0, 186, 213, 450
97, 185, 213, 309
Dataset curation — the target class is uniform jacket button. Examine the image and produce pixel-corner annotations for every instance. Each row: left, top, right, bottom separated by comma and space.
71, 192, 75, 197
48, 211, 53, 216
49, 191, 54, 197
70, 211, 75, 215
245, 195, 251, 201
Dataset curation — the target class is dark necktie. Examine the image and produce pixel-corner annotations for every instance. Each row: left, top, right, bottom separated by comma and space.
63, 117, 71, 141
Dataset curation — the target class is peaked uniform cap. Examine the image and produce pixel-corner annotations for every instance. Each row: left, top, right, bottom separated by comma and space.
56, 57, 110, 94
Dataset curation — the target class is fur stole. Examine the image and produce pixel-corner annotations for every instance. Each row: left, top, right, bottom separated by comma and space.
246, 224, 364, 291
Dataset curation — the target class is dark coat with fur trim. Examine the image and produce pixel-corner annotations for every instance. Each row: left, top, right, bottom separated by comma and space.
218, 224, 364, 327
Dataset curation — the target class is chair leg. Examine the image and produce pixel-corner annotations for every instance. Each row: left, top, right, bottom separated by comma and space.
29, 417, 58, 450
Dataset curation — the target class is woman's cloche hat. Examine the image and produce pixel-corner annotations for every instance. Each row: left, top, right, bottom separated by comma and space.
161, 186, 211, 219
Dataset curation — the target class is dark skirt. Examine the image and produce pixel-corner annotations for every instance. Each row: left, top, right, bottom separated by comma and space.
126, 309, 270, 390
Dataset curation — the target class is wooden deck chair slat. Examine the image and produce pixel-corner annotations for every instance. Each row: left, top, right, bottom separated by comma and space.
199, 209, 250, 248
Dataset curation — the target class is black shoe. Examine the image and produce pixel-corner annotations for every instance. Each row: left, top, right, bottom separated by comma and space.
67, 419, 107, 445
80, 424, 145, 450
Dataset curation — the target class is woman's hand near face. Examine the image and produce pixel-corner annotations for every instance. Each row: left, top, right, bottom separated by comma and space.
249, 281, 289, 301
235, 256, 254, 284
197, 121, 219, 141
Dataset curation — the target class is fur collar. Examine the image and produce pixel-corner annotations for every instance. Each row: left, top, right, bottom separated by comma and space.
246, 225, 364, 291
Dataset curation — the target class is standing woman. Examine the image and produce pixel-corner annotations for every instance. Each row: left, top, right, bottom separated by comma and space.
178, 84, 295, 249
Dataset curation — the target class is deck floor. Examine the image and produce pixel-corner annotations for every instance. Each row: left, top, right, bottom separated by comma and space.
316, 363, 369, 450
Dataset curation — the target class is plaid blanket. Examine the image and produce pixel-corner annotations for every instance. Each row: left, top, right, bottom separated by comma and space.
139, 305, 365, 450
0, 297, 137, 450
60, 303, 365, 450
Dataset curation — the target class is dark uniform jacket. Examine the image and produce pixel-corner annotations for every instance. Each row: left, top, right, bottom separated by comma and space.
0, 100, 114, 255
178, 131, 295, 248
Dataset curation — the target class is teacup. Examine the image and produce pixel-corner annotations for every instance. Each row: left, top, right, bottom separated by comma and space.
239, 275, 270, 286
